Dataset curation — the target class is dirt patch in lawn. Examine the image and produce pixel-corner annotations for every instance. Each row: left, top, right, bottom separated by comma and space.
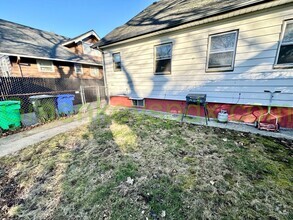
0, 108, 292, 219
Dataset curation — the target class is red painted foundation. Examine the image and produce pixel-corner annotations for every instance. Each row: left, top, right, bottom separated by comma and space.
110, 96, 293, 128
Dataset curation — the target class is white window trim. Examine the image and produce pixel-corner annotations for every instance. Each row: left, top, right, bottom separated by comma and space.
112, 52, 122, 72
206, 30, 239, 72
154, 42, 173, 75
274, 19, 293, 68
74, 64, 83, 74
131, 98, 145, 107
37, 59, 54, 73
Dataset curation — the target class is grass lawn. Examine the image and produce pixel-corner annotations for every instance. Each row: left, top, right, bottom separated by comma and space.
0, 108, 292, 219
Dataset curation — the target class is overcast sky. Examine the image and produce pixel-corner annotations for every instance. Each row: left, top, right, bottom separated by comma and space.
0, 0, 154, 38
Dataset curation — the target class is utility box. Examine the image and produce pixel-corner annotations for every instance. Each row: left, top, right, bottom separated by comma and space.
56, 94, 75, 116
29, 95, 57, 122
0, 101, 21, 133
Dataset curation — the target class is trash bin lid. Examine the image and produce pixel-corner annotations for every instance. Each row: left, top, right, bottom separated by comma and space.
57, 94, 75, 99
0, 100, 21, 106
29, 95, 56, 100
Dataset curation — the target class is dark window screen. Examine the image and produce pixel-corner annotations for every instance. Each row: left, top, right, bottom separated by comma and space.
277, 45, 293, 64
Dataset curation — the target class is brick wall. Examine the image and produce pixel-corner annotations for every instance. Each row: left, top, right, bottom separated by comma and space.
10, 57, 103, 79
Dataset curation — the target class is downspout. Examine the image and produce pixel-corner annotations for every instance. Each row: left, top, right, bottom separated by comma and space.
102, 51, 110, 105
16, 56, 25, 95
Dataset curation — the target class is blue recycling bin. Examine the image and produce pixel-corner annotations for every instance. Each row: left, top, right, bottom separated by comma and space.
56, 94, 75, 115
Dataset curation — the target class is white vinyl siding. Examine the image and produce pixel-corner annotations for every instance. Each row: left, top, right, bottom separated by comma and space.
103, 5, 293, 108
37, 60, 54, 72
74, 64, 83, 74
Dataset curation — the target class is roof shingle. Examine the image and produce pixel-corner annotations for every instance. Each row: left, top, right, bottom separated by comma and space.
98, 0, 273, 47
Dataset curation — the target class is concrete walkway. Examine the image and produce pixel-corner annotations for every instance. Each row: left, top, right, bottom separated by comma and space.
132, 108, 293, 140
0, 111, 98, 157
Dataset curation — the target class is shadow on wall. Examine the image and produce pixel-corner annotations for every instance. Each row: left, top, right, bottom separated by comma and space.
111, 31, 293, 126
116, 37, 173, 106
57, 64, 75, 78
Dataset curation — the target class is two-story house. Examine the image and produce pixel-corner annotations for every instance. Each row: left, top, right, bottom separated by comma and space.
0, 19, 103, 79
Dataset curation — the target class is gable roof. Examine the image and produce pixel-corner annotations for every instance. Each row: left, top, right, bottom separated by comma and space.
62, 30, 100, 46
0, 19, 102, 65
97, 0, 277, 47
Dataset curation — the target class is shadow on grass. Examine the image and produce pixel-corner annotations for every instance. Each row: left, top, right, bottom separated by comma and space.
0, 107, 292, 219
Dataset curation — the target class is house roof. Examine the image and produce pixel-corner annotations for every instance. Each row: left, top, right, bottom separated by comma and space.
0, 19, 102, 65
97, 0, 275, 48
62, 30, 100, 46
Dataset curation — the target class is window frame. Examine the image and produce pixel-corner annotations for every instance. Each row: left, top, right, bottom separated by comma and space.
74, 63, 83, 75
206, 30, 239, 72
154, 42, 173, 75
37, 59, 54, 73
132, 99, 145, 107
274, 19, 293, 68
112, 52, 122, 72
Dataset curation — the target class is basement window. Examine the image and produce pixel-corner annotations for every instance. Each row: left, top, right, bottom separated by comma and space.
275, 20, 293, 67
113, 52, 121, 72
132, 99, 145, 107
74, 64, 83, 74
206, 30, 238, 71
155, 43, 172, 74
37, 60, 54, 72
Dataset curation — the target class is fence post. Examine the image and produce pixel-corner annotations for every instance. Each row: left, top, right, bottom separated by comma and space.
96, 86, 101, 108
80, 86, 85, 106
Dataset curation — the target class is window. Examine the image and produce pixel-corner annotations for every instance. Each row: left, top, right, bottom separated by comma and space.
132, 99, 145, 107
83, 42, 100, 56
0, 55, 11, 77
37, 60, 54, 72
74, 64, 83, 74
275, 20, 293, 66
206, 30, 238, 71
90, 66, 100, 76
113, 53, 121, 72
155, 43, 172, 74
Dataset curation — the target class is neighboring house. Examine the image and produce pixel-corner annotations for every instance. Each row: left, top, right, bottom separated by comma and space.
95, 0, 293, 128
0, 19, 103, 79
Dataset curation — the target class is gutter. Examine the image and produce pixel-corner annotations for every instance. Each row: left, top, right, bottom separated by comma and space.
98, 0, 292, 49
0, 52, 103, 66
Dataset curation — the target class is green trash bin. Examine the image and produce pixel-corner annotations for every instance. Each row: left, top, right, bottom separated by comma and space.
0, 101, 21, 134
29, 95, 57, 122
